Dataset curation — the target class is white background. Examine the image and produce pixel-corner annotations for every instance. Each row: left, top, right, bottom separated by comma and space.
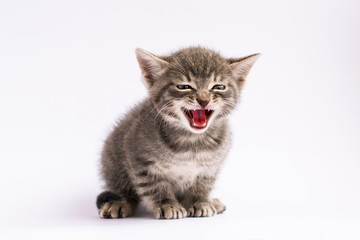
1, 0, 359, 239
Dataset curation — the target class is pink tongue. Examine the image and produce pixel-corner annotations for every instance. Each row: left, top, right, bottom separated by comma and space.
191, 109, 207, 127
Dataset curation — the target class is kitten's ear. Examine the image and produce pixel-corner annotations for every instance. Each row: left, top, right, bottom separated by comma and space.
228, 53, 261, 82
135, 48, 169, 89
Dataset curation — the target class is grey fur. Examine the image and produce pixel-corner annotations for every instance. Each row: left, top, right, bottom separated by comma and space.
97, 46, 260, 219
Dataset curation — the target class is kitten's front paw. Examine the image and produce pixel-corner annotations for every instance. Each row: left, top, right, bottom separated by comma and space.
212, 198, 226, 214
98, 201, 135, 219
153, 203, 187, 219
187, 201, 217, 217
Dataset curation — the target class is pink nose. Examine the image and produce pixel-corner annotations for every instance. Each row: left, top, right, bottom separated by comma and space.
197, 99, 209, 108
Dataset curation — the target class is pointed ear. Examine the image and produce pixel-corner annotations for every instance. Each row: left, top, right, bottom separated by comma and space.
228, 53, 261, 82
135, 48, 169, 89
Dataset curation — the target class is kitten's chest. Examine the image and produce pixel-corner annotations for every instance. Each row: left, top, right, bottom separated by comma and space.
154, 151, 223, 191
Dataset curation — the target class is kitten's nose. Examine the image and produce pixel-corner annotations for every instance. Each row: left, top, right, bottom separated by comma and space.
197, 99, 209, 108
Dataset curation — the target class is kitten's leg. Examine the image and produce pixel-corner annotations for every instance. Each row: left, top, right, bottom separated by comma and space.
96, 191, 138, 218
181, 176, 226, 217
135, 171, 186, 219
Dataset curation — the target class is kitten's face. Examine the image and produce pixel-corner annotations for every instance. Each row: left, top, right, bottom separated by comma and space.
136, 47, 259, 134
157, 72, 238, 134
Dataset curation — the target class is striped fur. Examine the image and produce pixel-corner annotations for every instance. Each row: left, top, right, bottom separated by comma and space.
97, 47, 260, 219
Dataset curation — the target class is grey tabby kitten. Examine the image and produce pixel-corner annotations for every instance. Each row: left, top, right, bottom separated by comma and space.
96, 47, 260, 219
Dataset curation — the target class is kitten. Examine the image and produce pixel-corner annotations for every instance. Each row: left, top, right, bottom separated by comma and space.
96, 47, 260, 219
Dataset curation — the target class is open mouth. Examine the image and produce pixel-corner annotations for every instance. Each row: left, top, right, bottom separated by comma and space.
181, 107, 214, 130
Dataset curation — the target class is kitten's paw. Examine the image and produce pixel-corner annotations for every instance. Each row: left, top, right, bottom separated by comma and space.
153, 204, 187, 219
187, 201, 217, 217
98, 201, 135, 219
212, 198, 226, 214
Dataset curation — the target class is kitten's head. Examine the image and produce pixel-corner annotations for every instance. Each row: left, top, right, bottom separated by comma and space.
136, 47, 260, 134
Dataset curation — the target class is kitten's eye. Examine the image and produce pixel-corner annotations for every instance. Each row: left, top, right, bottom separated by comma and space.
212, 84, 226, 90
176, 84, 193, 90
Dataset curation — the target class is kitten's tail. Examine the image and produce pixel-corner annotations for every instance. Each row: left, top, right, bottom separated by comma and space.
96, 191, 122, 209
